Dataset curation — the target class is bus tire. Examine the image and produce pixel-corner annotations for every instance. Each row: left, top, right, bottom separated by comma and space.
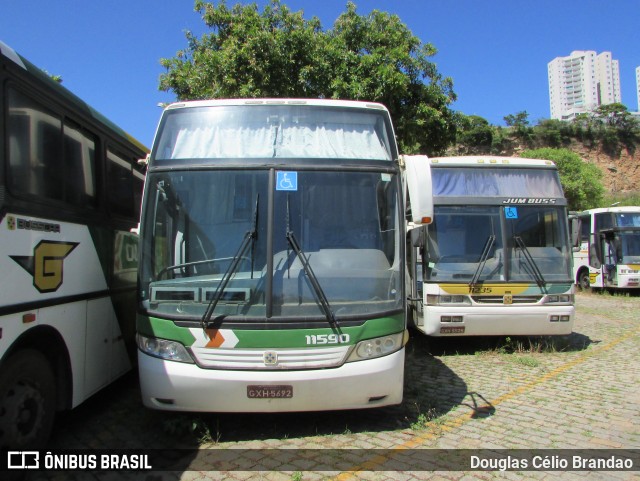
578, 270, 591, 291
0, 349, 56, 450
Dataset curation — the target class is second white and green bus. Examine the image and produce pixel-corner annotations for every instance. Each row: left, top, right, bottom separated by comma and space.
406, 156, 575, 337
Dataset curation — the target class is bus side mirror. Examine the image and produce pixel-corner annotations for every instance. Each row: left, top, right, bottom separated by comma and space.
402, 155, 433, 225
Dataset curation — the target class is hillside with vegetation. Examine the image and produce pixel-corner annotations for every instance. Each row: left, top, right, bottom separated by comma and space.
451, 104, 640, 207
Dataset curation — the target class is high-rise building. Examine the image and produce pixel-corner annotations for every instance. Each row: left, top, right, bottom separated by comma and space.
548, 50, 621, 120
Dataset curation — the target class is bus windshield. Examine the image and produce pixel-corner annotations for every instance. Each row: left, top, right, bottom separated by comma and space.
153, 105, 393, 161
619, 231, 640, 263
140, 169, 401, 321
615, 213, 640, 227
607, 231, 640, 264
424, 205, 572, 283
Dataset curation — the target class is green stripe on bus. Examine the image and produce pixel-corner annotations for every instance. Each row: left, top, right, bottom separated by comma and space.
139, 314, 404, 349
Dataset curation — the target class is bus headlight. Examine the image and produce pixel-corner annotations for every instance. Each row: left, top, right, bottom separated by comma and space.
426, 295, 472, 306
545, 294, 574, 305
137, 334, 194, 363
347, 332, 405, 362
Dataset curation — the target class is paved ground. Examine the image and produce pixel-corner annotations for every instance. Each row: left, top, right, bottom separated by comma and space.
26, 291, 640, 480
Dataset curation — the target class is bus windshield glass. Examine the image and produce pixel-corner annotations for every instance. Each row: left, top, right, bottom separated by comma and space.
140, 169, 401, 320
613, 231, 640, 264
153, 105, 393, 161
424, 205, 571, 283
615, 213, 640, 227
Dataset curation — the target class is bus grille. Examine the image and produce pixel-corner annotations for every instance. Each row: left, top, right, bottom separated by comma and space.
471, 295, 543, 304
190, 346, 350, 370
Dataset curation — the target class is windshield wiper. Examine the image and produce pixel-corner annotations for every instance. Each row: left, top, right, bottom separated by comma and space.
286, 230, 339, 329
470, 235, 496, 287
200, 196, 259, 331
284, 196, 338, 328
513, 235, 547, 293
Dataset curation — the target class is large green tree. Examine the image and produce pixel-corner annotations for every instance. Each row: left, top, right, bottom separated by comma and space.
521, 148, 604, 211
159, 0, 457, 155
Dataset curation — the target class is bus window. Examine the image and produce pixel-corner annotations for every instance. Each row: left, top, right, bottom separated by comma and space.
7, 88, 63, 200
595, 213, 613, 231
579, 214, 591, 242
107, 148, 135, 217
63, 120, 97, 207
7, 88, 99, 208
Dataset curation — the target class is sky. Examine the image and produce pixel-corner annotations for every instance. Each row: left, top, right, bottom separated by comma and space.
1, 0, 638, 148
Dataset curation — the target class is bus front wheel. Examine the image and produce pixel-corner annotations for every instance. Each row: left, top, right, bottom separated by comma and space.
578, 270, 591, 291
0, 350, 56, 450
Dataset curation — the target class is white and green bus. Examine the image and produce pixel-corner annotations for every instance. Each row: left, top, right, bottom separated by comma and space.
0, 41, 147, 449
406, 156, 575, 336
136, 99, 432, 412
571, 206, 640, 290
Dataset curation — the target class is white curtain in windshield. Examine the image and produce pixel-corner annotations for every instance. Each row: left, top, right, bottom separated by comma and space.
172, 125, 275, 159
433, 168, 564, 198
170, 122, 389, 160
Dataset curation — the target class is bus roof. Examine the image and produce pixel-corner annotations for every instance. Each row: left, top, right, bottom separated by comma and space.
579, 206, 640, 215
429, 156, 556, 168
164, 98, 390, 112
0, 39, 148, 155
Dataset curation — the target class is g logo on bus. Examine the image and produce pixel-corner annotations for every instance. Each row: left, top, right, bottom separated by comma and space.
10, 240, 79, 293
503, 293, 513, 305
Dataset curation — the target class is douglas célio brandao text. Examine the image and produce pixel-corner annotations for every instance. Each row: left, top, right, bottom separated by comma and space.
470, 454, 634, 471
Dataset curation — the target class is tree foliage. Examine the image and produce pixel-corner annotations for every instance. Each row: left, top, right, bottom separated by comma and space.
159, 0, 457, 155
503, 111, 529, 129
160, 0, 325, 99
572, 104, 640, 155
503, 111, 534, 145
454, 114, 493, 152
521, 148, 605, 210
532, 119, 573, 148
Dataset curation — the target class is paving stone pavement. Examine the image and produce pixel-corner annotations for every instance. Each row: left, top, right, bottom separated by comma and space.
25, 291, 639, 481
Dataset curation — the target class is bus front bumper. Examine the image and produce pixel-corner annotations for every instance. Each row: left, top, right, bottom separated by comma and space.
138, 348, 404, 412
613, 274, 640, 288
417, 305, 575, 336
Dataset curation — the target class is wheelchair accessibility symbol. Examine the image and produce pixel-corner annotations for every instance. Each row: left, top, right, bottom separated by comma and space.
505, 207, 519, 219
276, 171, 298, 191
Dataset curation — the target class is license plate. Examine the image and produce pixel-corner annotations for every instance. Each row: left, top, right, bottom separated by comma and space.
440, 326, 465, 334
247, 385, 293, 399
